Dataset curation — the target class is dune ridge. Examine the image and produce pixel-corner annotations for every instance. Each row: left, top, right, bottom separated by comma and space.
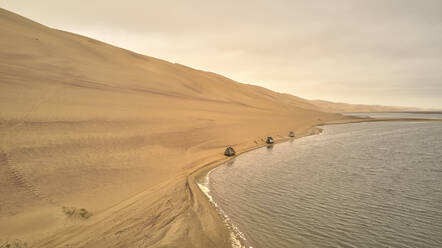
0, 8, 409, 247
310, 100, 425, 113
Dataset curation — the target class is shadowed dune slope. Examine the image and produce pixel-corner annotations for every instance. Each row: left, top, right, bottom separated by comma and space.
0, 8, 356, 248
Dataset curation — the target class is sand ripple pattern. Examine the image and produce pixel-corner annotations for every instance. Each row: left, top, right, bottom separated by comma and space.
208, 121, 442, 248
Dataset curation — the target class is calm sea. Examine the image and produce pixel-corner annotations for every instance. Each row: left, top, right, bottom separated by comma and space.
198, 114, 442, 248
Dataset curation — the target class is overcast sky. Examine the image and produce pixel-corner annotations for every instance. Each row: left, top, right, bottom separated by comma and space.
2, 0, 442, 108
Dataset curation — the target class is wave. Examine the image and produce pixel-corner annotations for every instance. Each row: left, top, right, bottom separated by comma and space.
197, 168, 252, 248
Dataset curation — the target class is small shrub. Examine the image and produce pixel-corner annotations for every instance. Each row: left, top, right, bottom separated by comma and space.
62, 206, 92, 219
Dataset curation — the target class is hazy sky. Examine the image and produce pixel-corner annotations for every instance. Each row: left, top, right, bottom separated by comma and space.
2, 0, 442, 108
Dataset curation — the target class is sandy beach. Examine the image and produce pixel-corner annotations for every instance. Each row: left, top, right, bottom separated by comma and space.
0, 8, 424, 248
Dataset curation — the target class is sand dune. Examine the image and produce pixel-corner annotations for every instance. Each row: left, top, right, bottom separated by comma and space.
0, 8, 405, 247
310, 100, 422, 113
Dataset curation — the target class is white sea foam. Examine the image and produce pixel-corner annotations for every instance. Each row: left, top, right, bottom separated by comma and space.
197, 168, 250, 248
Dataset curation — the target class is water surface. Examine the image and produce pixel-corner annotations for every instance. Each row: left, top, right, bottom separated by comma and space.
203, 121, 442, 248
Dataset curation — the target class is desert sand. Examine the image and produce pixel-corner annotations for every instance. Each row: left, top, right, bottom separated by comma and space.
0, 8, 417, 248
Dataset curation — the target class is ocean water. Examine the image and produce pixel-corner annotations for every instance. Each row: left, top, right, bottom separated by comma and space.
199, 120, 442, 248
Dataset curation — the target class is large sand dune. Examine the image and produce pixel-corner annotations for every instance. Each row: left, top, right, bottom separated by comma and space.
0, 8, 405, 247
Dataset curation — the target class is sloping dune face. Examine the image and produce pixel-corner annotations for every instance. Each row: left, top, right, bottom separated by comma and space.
0, 8, 344, 247
310, 100, 421, 113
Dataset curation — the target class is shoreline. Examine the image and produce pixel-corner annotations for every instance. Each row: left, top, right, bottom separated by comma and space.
188, 117, 442, 248
187, 125, 325, 248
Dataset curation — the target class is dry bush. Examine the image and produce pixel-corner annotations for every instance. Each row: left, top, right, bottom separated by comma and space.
62, 206, 92, 219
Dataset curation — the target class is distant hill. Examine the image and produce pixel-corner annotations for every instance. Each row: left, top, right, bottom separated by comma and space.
310, 100, 424, 113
